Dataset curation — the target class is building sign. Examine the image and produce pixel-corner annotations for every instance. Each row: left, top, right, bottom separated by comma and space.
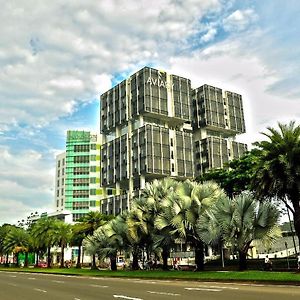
146, 77, 174, 89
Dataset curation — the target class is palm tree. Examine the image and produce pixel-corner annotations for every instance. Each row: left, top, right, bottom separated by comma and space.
53, 221, 72, 268
79, 211, 112, 269
127, 178, 179, 270
70, 224, 86, 268
30, 217, 58, 268
3, 227, 30, 267
85, 215, 128, 271
156, 180, 224, 271
253, 121, 300, 247
214, 192, 281, 270
0, 224, 16, 265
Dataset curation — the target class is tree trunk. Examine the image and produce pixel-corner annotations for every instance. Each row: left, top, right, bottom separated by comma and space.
91, 254, 97, 269
35, 251, 39, 267
238, 250, 247, 271
76, 242, 82, 268
60, 244, 65, 268
5, 253, 9, 266
293, 205, 300, 249
132, 250, 139, 270
162, 246, 169, 270
194, 240, 205, 271
24, 252, 28, 267
16, 253, 19, 267
47, 247, 51, 268
110, 255, 117, 271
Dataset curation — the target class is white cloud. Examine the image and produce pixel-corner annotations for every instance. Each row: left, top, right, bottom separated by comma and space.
0, 0, 221, 132
200, 27, 217, 43
223, 9, 258, 32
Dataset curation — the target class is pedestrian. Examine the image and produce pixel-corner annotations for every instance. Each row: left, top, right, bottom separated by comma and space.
264, 255, 272, 271
297, 253, 300, 270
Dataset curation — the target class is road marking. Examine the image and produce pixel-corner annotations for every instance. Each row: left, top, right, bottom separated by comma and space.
197, 285, 239, 290
113, 295, 143, 300
52, 279, 65, 283
34, 288, 47, 293
89, 284, 109, 288
147, 291, 180, 296
28, 277, 36, 280
185, 287, 222, 292
9, 275, 17, 278
74, 298, 81, 300
8, 283, 17, 287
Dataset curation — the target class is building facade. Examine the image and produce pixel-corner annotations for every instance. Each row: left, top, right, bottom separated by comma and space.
55, 130, 109, 222
100, 66, 247, 215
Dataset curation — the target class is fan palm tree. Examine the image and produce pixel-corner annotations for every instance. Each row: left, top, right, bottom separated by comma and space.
214, 192, 281, 270
79, 211, 113, 269
253, 121, 300, 247
156, 180, 224, 271
85, 215, 128, 271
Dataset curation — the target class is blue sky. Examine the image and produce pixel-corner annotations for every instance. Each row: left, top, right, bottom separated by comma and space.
0, 0, 300, 225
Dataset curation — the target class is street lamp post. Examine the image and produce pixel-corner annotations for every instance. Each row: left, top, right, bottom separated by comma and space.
285, 241, 290, 269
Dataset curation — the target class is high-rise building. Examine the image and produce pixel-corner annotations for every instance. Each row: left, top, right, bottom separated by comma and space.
55, 130, 110, 222
100, 66, 247, 215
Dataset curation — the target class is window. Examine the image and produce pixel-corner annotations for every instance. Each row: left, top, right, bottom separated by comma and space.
90, 166, 96, 172
61, 188, 64, 196
57, 190, 59, 197
62, 178, 64, 185
90, 189, 96, 195
62, 168, 64, 175
56, 200, 59, 207
90, 177, 96, 184
90, 155, 96, 161
57, 169, 60, 177
90, 201, 96, 207
90, 144, 97, 150
62, 158, 65, 165
107, 189, 113, 196
58, 160, 60, 168
57, 180, 59, 187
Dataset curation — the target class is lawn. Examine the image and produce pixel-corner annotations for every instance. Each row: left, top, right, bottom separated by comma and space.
0, 266, 300, 284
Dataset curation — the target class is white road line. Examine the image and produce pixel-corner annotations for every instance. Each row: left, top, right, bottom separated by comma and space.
8, 283, 17, 287
89, 284, 109, 288
74, 298, 81, 300
9, 275, 17, 278
185, 287, 222, 292
147, 291, 180, 296
34, 288, 47, 293
197, 285, 239, 290
52, 280, 65, 283
113, 295, 143, 300
28, 277, 36, 280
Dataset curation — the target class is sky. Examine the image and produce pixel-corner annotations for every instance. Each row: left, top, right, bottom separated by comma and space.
0, 0, 300, 225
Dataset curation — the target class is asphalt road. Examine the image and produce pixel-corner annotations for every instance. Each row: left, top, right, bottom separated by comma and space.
1, 271, 300, 300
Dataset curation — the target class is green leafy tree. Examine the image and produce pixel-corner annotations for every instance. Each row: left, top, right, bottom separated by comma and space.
70, 224, 86, 268
0, 224, 16, 265
253, 121, 300, 247
198, 151, 258, 197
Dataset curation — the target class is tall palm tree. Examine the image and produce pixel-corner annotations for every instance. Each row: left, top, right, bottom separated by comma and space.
79, 211, 112, 269
31, 217, 58, 268
253, 121, 300, 247
156, 180, 224, 271
53, 221, 72, 268
214, 192, 281, 270
0, 224, 16, 265
70, 223, 86, 268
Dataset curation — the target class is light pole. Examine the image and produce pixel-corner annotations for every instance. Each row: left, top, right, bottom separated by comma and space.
285, 241, 290, 269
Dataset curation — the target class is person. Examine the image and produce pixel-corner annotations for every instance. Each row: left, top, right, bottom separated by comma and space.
297, 253, 300, 270
264, 255, 272, 271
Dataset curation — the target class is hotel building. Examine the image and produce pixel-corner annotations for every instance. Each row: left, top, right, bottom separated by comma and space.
100, 67, 247, 215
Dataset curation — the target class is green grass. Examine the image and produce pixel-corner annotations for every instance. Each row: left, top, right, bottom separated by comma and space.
0, 266, 300, 284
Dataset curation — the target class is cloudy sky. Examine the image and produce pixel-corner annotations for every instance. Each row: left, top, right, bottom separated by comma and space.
0, 0, 299, 225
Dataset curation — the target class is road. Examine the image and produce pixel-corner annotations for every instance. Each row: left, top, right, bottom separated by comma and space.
0, 271, 300, 300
